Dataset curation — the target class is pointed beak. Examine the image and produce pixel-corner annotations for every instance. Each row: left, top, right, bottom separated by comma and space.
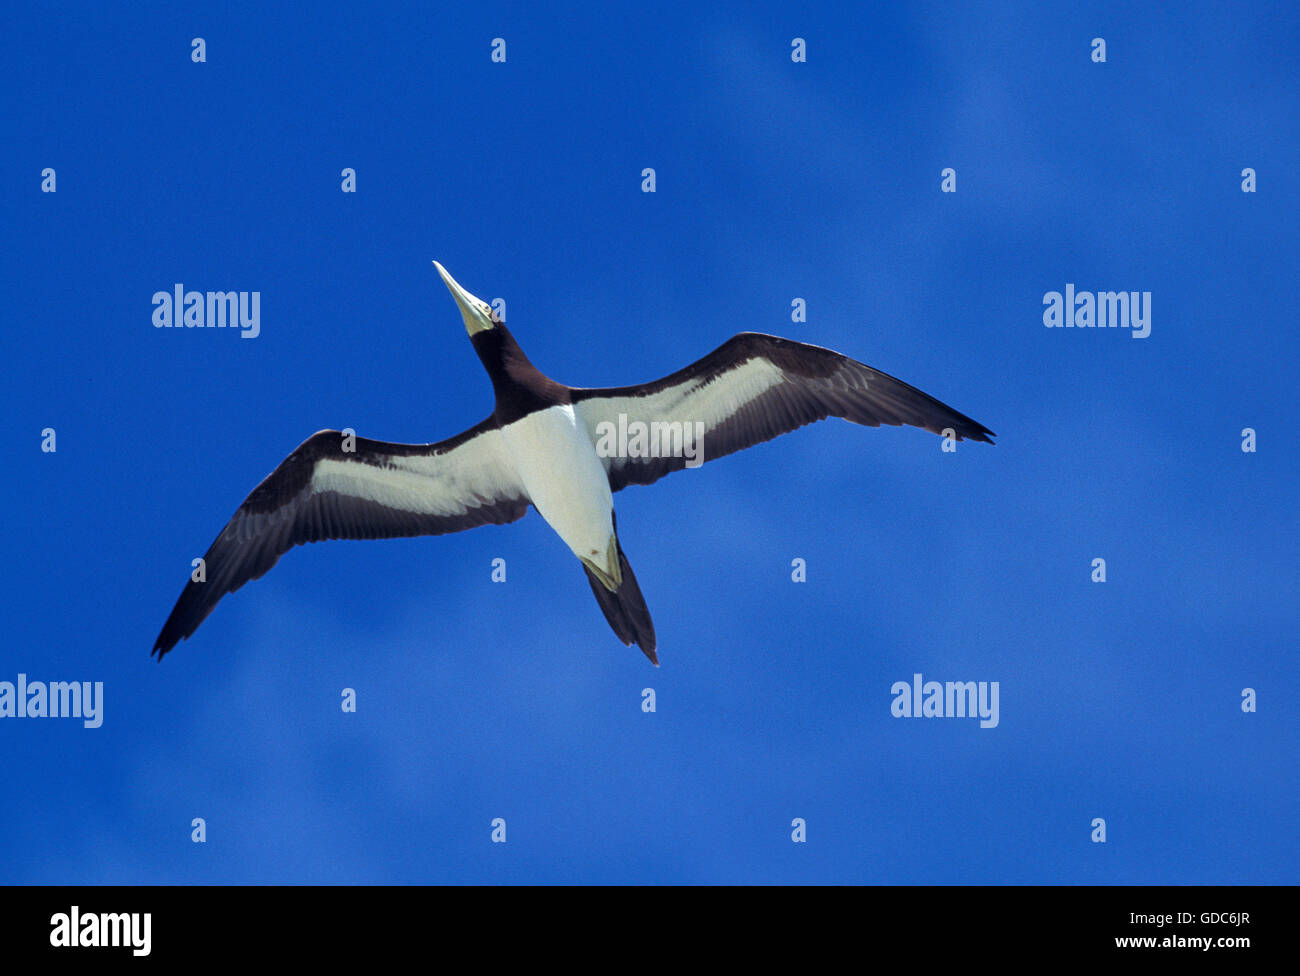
433, 261, 494, 336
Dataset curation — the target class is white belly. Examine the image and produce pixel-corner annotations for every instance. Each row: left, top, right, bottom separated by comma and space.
500, 404, 615, 569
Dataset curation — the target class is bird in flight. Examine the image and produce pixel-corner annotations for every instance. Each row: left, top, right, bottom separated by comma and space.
154, 263, 995, 664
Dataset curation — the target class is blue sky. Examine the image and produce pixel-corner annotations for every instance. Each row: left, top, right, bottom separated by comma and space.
2, 1, 1295, 883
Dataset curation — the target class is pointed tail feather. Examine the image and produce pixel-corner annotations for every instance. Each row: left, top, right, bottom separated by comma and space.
583, 539, 657, 665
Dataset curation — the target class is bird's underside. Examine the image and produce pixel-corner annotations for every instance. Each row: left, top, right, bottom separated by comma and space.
154, 267, 994, 666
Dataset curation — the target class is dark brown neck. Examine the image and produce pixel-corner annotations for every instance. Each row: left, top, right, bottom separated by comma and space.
471, 325, 570, 425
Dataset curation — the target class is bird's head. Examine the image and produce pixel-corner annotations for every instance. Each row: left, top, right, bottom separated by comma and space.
433, 262, 501, 337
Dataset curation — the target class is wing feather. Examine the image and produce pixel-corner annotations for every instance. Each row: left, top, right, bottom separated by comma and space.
153, 420, 529, 658
571, 332, 994, 491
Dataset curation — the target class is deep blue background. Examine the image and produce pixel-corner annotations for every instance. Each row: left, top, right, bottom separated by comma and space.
2, 2, 1295, 883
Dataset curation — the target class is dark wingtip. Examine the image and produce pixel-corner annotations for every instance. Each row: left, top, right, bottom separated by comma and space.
950, 421, 996, 445
152, 627, 178, 662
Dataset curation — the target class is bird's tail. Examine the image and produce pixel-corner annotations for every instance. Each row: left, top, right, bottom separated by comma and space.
583, 535, 658, 665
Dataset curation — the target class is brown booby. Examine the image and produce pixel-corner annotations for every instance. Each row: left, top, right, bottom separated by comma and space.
153, 263, 995, 665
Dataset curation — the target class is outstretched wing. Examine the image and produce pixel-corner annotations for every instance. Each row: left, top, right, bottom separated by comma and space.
570, 332, 995, 491
153, 421, 529, 658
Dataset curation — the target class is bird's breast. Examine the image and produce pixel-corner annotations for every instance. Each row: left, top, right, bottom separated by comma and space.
499, 404, 614, 564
